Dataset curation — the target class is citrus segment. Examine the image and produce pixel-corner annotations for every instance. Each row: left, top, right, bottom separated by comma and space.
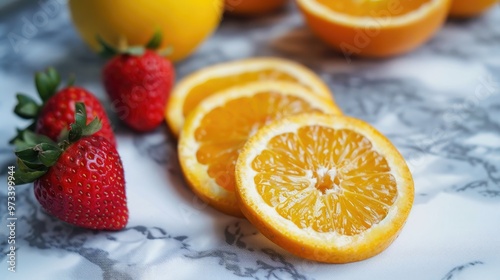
316, 0, 433, 16
253, 127, 396, 235
235, 113, 414, 263
167, 58, 335, 136
178, 82, 341, 216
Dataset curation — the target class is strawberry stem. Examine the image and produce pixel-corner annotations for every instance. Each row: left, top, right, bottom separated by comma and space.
96, 35, 118, 58
124, 46, 145, 56
66, 103, 102, 144
146, 30, 162, 49
97, 30, 170, 58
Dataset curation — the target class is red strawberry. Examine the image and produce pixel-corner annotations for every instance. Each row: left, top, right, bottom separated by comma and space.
14, 103, 128, 230
13, 68, 116, 146
100, 32, 175, 132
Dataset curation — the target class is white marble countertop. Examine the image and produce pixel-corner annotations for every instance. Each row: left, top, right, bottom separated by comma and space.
1, 2, 500, 280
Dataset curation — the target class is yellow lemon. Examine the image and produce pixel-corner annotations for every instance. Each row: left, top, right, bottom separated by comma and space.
68, 0, 224, 62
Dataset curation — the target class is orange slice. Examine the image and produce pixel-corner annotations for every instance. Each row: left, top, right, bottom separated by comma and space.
225, 0, 288, 16
178, 82, 341, 216
235, 113, 414, 263
166, 57, 335, 136
297, 0, 451, 57
449, 0, 498, 18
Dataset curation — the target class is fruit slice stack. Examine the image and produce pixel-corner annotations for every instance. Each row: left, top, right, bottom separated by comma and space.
171, 58, 414, 263
166, 57, 335, 136
178, 81, 341, 216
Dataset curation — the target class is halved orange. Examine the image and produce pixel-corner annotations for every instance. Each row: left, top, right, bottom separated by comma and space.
178, 82, 341, 216
449, 0, 498, 18
166, 57, 335, 136
225, 0, 288, 16
297, 0, 451, 57
235, 113, 414, 263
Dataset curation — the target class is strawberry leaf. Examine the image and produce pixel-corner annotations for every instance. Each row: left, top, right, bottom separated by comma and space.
14, 148, 49, 185
68, 122, 83, 142
57, 127, 69, 142
15, 147, 40, 164
14, 94, 40, 119
68, 103, 85, 141
97, 35, 118, 58
35, 67, 60, 102
98, 31, 165, 57
17, 157, 45, 173
13, 163, 47, 184
36, 143, 62, 167
146, 30, 162, 50
11, 138, 25, 147
74, 102, 87, 127
38, 149, 62, 167
9, 123, 37, 145
35, 72, 50, 101
22, 130, 55, 146
60, 103, 102, 143
15, 131, 61, 167
46, 67, 61, 88
125, 46, 145, 56
82, 117, 102, 136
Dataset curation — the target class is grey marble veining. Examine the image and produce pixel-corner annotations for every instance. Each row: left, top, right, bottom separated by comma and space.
0, 1, 500, 280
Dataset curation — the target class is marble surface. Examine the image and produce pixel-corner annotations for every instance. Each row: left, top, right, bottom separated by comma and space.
1, 1, 500, 280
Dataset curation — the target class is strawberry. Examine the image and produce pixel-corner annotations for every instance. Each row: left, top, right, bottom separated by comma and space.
100, 31, 175, 132
14, 103, 128, 230
13, 68, 116, 146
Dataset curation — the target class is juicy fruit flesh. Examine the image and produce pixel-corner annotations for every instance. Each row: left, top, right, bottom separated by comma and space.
184, 70, 301, 118
194, 92, 324, 191
316, 0, 432, 17
251, 125, 397, 235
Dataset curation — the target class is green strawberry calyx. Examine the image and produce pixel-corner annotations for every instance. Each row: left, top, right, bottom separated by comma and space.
13, 102, 102, 184
11, 67, 75, 144
97, 30, 173, 58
